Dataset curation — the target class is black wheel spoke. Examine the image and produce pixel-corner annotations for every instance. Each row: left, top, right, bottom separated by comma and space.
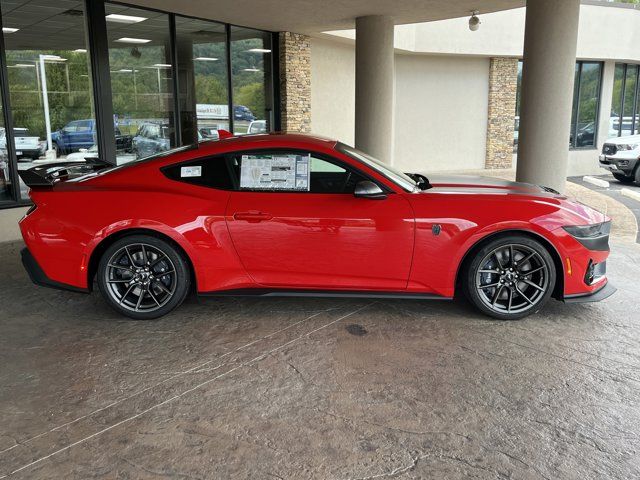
108, 264, 133, 273
521, 265, 545, 276
515, 285, 534, 305
478, 282, 500, 290
509, 245, 515, 267
141, 245, 149, 265
523, 279, 545, 292
135, 290, 145, 311
507, 288, 513, 312
148, 289, 161, 306
119, 284, 135, 304
493, 251, 505, 269
491, 285, 504, 306
124, 246, 137, 268
155, 281, 172, 295
107, 279, 131, 284
479, 269, 500, 274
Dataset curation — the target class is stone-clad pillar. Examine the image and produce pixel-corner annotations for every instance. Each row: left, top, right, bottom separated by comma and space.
279, 32, 311, 133
485, 57, 518, 169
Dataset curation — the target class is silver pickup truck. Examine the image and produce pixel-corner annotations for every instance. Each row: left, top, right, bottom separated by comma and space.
0, 127, 44, 160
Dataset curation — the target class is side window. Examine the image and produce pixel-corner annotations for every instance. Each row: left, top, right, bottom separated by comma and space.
231, 152, 367, 193
76, 121, 92, 133
162, 156, 234, 190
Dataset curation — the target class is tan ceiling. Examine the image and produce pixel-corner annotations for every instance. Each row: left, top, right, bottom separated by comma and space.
124, 0, 525, 33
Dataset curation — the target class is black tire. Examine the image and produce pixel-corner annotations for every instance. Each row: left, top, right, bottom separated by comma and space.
612, 172, 635, 184
97, 235, 191, 320
462, 235, 556, 320
635, 165, 640, 186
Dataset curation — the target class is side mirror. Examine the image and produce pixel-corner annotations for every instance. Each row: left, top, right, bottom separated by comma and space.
354, 180, 387, 200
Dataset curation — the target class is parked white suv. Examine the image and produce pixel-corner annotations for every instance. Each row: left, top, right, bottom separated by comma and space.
600, 135, 640, 185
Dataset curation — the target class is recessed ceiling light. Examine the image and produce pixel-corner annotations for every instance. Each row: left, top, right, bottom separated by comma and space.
74, 49, 87, 53
106, 14, 147, 24
2, 27, 19, 33
116, 68, 138, 73
243, 68, 260, 72
194, 57, 218, 61
153, 63, 172, 68
246, 48, 271, 53
115, 37, 151, 44
15, 63, 35, 68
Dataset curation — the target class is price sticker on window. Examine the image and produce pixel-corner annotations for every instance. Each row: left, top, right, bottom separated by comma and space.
180, 165, 202, 178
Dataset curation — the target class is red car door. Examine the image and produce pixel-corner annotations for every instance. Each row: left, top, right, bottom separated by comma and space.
224, 152, 415, 290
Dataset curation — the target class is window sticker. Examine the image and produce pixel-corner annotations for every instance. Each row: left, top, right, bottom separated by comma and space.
180, 165, 202, 177
240, 154, 311, 191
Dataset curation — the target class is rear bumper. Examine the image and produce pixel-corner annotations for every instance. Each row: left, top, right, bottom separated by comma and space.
563, 280, 616, 303
21, 248, 89, 294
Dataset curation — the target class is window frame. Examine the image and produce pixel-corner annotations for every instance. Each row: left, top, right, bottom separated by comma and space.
570, 60, 604, 150
226, 149, 389, 195
612, 62, 640, 138
160, 148, 391, 194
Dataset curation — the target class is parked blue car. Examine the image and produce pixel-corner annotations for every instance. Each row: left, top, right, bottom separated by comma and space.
234, 105, 256, 122
52, 119, 132, 154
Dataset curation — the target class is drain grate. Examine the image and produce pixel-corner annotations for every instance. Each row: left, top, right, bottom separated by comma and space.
345, 323, 368, 336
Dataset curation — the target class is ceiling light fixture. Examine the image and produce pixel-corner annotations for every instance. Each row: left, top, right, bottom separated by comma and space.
468, 11, 481, 31
194, 57, 218, 61
2, 27, 19, 33
106, 14, 147, 24
246, 48, 271, 53
74, 49, 87, 53
115, 37, 151, 44
243, 68, 260, 72
15, 63, 35, 68
153, 63, 172, 68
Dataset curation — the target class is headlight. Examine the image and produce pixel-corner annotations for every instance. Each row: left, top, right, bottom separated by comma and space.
563, 222, 611, 238
617, 143, 639, 151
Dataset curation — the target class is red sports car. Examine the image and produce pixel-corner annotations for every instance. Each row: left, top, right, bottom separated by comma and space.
18, 133, 614, 320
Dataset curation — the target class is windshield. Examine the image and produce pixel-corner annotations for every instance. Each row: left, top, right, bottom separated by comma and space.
336, 142, 417, 192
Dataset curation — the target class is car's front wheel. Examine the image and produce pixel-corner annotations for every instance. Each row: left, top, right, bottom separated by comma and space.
97, 235, 191, 319
463, 235, 556, 320
612, 172, 634, 184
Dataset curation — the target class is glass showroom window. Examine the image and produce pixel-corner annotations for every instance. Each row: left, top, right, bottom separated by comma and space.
1, 0, 95, 200
105, 4, 176, 163
230, 26, 274, 135
570, 61, 602, 149
611, 63, 640, 137
0, 79, 9, 202
174, 16, 229, 143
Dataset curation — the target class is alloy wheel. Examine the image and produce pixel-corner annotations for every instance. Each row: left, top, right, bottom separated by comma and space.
475, 243, 550, 315
104, 243, 177, 313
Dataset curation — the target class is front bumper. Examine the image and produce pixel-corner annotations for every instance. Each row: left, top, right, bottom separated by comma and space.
564, 280, 616, 303
21, 248, 89, 294
599, 154, 638, 175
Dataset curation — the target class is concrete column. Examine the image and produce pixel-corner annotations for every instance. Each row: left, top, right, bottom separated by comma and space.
355, 15, 394, 164
596, 61, 616, 150
516, 0, 580, 193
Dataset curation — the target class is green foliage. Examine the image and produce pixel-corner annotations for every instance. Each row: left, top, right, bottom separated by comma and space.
234, 82, 265, 118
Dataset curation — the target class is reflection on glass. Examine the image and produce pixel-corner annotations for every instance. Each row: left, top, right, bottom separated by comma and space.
1, 0, 95, 199
230, 26, 273, 135
106, 3, 175, 163
611, 64, 625, 137
175, 16, 228, 143
574, 63, 601, 148
622, 65, 637, 137
0, 100, 9, 201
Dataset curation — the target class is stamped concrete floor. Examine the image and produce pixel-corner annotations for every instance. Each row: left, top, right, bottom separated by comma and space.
1, 239, 640, 479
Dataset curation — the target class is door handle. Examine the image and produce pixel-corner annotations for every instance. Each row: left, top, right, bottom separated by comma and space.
233, 211, 273, 222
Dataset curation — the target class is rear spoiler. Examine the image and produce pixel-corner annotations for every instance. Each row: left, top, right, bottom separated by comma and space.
18, 158, 112, 188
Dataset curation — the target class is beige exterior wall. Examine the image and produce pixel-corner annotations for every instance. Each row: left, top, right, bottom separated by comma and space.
310, 38, 355, 145
311, 38, 490, 173
393, 54, 489, 172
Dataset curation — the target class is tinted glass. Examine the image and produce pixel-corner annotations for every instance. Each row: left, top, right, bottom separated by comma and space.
175, 17, 229, 143
106, 3, 176, 164
1, 0, 95, 200
163, 156, 233, 190
574, 62, 601, 148
230, 27, 273, 135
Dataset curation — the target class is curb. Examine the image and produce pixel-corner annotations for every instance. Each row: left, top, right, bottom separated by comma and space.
621, 188, 640, 203
583, 176, 610, 188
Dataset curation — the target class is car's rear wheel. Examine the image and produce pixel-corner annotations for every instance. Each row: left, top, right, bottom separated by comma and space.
612, 172, 634, 184
463, 235, 556, 320
97, 235, 190, 320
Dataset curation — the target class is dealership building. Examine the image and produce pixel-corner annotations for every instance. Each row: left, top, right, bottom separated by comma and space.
0, 0, 639, 210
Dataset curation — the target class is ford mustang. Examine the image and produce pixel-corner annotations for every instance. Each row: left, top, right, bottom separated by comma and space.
18, 133, 615, 320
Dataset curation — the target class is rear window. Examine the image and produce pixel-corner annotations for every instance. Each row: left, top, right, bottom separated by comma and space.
13, 128, 30, 136
162, 156, 234, 190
